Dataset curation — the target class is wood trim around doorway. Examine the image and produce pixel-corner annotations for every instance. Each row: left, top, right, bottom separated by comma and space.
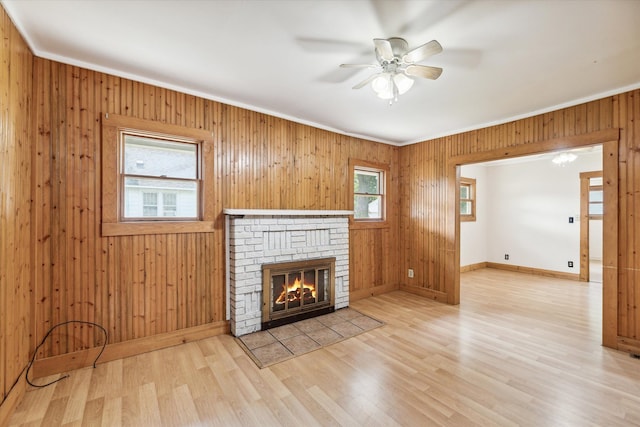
579, 170, 603, 282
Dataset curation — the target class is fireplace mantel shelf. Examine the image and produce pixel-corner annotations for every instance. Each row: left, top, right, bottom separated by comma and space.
223, 209, 353, 217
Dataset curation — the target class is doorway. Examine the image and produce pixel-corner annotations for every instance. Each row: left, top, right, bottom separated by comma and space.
447, 130, 619, 347
459, 147, 602, 282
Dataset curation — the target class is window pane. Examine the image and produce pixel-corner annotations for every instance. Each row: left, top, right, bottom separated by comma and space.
460, 185, 469, 199
460, 201, 472, 215
124, 177, 198, 218
589, 203, 603, 216
142, 192, 157, 205
589, 189, 603, 203
354, 170, 380, 194
142, 192, 158, 217
163, 192, 177, 217
124, 134, 197, 179
354, 195, 382, 219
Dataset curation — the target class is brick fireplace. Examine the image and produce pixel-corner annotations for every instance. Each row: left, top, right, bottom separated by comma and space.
224, 209, 351, 336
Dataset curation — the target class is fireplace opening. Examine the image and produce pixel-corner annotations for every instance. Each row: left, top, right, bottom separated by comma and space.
262, 257, 335, 329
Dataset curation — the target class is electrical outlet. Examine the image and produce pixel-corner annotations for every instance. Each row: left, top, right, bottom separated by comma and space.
504, 254, 509, 261
569, 216, 574, 223
568, 261, 574, 268
408, 269, 414, 278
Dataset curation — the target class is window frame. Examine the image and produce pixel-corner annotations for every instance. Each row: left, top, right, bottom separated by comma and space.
580, 171, 604, 221
350, 159, 389, 228
121, 132, 200, 221
588, 184, 603, 220
101, 113, 214, 236
459, 177, 476, 222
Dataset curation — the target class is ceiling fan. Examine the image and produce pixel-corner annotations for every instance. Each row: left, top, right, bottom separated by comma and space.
340, 37, 443, 104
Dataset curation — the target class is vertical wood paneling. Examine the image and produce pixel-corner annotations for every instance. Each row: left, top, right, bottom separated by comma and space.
28, 56, 400, 360
0, 5, 32, 414
602, 139, 619, 348
619, 90, 639, 339
33, 57, 52, 359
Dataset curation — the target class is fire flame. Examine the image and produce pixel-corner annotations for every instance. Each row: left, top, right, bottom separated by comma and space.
275, 277, 316, 304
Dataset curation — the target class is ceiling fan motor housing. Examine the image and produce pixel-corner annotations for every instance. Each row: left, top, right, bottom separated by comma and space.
376, 37, 409, 63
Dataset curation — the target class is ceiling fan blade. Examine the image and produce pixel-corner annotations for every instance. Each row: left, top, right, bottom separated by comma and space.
402, 40, 443, 63
397, 0, 472, 35
340, 63, 379, 69
373, 38, 394, 61
405, 65, 443, 80
352, 73, 380, 90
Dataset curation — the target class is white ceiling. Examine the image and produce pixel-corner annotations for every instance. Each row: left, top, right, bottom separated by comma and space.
3, 0, 640, 145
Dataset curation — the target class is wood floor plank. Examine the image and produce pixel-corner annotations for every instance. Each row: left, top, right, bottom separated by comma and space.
8, 268, 640, 426
60, 367, 92, 424
136, 382, 161, 426
157, 384, 199, 427
99, 397, 121, 427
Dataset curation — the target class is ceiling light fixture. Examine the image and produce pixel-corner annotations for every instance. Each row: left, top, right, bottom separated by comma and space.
340, 37, 443, 106
371, 72, 415, 102
552, 152, 577, 166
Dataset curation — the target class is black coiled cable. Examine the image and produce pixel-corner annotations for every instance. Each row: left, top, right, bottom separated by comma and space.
25, 320, 108, 388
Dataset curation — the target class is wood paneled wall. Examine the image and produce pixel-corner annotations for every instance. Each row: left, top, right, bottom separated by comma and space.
30, 58, 401, 361
0, 6, 33, 419
616, 91, 640, 351
398, 92, 640, 351
398, 134, 449, 301
3, 3, 639, 409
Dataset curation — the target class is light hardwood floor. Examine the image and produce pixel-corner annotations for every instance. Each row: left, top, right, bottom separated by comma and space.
8, 269, 640, 426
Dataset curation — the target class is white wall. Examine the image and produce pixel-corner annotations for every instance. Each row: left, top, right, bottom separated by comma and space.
590, 220, 603, 260
460, 164, 488, 266
461, 150, 602, 273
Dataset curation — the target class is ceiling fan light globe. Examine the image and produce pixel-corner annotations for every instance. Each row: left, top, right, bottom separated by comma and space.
371, 74, 391, 94
372, 75, 394, 99
376, 89, 394, 100
393, 73, 414, 95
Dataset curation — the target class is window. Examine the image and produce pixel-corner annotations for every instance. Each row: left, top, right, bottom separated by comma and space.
354, 168, 384, 220
351, 160, 388, 223
122, 134, 198, 220
589, 178, 603, 219
101, 114, 214, 236
581, 172, 603, 221
460, 177, 476, 222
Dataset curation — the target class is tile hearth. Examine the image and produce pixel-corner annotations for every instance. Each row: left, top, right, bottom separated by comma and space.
236, 308, 383, 368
